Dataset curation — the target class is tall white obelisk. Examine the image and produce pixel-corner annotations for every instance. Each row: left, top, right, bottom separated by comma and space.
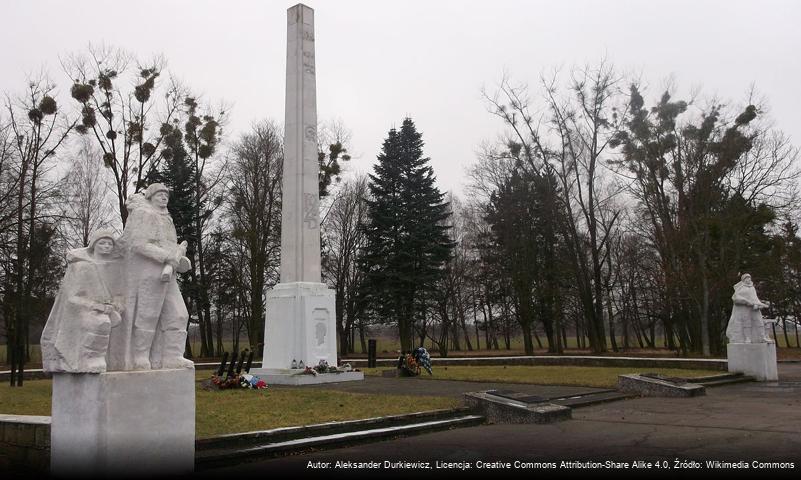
280, 3, 322, 284
256, 4, 360, 384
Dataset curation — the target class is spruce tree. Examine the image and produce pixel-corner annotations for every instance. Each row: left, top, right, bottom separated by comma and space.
361, 118, 453, 352
148, 125, 197, 248
146, 124, 202, 356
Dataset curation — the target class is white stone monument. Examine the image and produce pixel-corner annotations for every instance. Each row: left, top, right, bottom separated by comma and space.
251, 4, 362, 385
725, 273, 778, 381
41, 185, 195, 476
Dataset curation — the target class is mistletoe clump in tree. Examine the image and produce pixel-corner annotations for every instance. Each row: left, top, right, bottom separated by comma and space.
360, 118, 454, 352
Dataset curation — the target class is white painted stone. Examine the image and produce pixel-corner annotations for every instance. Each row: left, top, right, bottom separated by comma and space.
121, 184, 194, 371
50, 369, 195, 476
249, 369, 364, 385
727, 342, 778, 381
41, 183, 194, 373
260, 5, 359, 382
41, 230, 124, 373
725, 273, 772, 344
725, 274, 777, 381
280, 3, 320, 284
261, 282, 337, 369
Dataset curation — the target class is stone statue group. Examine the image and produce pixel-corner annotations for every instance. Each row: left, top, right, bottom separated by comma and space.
41, 183, 194, 373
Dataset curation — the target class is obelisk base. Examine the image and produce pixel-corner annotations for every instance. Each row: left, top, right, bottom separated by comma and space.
254, 282, 362, 384
51, 368, 195, 476
727, 342, 778, 381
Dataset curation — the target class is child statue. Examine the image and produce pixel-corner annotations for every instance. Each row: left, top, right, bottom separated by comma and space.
41, 230, 124, 373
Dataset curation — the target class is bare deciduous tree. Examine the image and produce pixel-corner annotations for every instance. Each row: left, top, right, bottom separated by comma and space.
62, 45, 183, 225
322, 175, 369, 355
59, 136, 117, 249
4, 75, 75, 385
225, 120, 283, 355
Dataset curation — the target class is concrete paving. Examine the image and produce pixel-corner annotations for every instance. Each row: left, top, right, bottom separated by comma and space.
200, 364, 801, 477
276, 375, 610, 399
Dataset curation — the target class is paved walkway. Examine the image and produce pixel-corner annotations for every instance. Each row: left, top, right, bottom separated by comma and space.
274, 375, 610, 399
202, 364, 801, 477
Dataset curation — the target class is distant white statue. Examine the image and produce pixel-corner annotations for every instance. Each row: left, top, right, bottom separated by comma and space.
726, 273, 772, 344
41, 230, 124, 372
121, 183, 193, 370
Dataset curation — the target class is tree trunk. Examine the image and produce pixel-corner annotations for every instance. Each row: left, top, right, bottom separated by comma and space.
532, 328, 542, 349
698, 248, 711, 356
520, 322, 534, 355
607, 304, 618, 352
358, 319, 367, 353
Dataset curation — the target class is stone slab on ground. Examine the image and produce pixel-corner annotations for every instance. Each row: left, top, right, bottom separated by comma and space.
51, 368, 195, 476
464, 391, 571, 424
728, 342, 778, 381
248, 368, 364, 385
618, 373, 706, 397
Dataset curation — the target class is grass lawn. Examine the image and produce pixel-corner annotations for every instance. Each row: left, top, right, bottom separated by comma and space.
362, 365, 723, 389
0, 371, 459, 439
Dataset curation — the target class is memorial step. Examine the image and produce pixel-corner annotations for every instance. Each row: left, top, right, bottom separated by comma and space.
550, 390, 636, 408
195, 409, 485, 469
483, 388, 634, 409
693, 373, 755, 387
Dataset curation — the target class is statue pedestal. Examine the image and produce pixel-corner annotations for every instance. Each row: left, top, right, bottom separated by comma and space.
51, 368, 195, 476
254, 282, 362, 385
727, 342, 778, 381
261, 282, 337, 370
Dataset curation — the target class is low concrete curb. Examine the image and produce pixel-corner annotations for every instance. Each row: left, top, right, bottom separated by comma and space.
196, 407, 475, 450
196, 408, 484, 468
0, 414, 50, 471
618, 373, 706, 397
247, 369, 364, 385
464, 391, 571, 424
345, 355, 727, 370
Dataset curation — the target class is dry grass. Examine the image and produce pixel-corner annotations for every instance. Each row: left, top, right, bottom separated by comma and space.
0, 377, 52, 416
0, 371, 458, 439
195, 386, 457, 438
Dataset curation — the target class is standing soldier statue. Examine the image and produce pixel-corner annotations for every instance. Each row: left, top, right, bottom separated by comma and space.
121, 183, 193, 370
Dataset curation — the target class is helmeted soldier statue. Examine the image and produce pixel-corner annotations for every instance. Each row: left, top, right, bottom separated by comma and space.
121, 183, 193, 370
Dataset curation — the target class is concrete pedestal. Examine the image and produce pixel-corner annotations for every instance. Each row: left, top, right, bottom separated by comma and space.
727, 342, 778, 381
261, 282, 338, 370
248, 369, 364, 385
256, 282, 363, 385
51, 368, 195, 476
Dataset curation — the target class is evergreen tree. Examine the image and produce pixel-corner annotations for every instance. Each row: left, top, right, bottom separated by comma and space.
146, 124, 200, 355
361, 118, 453, 352
149, 124, 197, 251
485, 168, 566, 354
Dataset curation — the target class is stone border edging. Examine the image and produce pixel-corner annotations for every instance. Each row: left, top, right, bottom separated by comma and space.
618, 374, 706, 397
464, 391, 571, 424
196, 407, 474, 450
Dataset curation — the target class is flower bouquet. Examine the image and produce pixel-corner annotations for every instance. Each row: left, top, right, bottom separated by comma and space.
207, 373, 267, 390
397, 347, 433, 377
296, 366, 318, 376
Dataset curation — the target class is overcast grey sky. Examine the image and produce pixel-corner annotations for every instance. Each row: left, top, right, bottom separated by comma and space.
2, 0, 799, 195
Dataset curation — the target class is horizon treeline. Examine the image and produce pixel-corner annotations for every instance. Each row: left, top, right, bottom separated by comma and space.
2, 49, 800, 384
